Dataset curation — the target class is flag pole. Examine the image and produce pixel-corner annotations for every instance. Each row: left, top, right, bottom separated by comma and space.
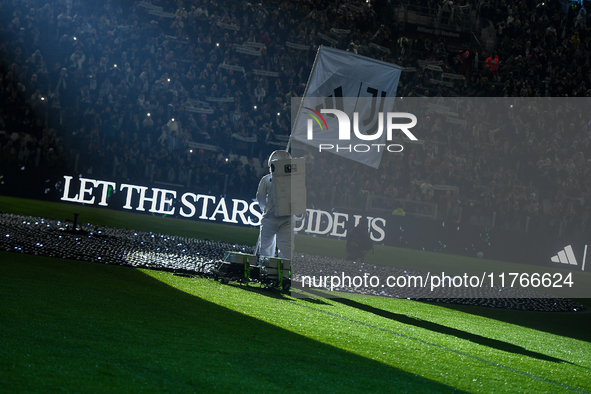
286, 46, 324, 153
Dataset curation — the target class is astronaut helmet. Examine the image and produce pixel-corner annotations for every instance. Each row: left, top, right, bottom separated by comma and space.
267, 150, 291, 168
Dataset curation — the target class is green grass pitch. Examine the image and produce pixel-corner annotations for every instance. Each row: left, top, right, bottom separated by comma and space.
1, 196, 590, 393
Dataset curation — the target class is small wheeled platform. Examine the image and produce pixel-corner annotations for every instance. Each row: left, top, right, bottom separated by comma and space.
215, 252, 259, 285
214, 251, 291, 291
259, 256, 291, 291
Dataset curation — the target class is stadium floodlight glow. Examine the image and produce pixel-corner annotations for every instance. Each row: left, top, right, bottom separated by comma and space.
171, 118, 175, 121
114, 64, 117, 68
73, 37, 77, 41
254, 105, 257, 110
277, 112, 280, 116
216, 43, 219, 47
147, 113, 151, 117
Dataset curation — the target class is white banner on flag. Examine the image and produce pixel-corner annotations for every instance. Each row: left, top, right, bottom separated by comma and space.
291, 46, 402, 169
217, 21, 240, 31
218, 63, 246, 73
285, 42, 311, 51
188, 142, 219, 151
243, 42, 266, 49
235, 45, 261, 56
317, 33, 338, 45
252, 69, 280, 77
231, 133, 257, 142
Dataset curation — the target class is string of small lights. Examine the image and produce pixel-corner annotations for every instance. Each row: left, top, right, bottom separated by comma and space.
0, 213, 583, 312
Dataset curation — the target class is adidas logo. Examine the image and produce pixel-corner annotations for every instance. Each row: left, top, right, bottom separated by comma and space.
551, 245, 587, 271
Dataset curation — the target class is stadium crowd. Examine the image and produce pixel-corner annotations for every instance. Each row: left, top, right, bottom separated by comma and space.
1, 0, 590, 238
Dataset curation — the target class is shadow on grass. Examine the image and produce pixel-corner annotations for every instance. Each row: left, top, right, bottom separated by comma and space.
301, 289, 571, 364
418, 299, 591, 343
224, 281, 292, 300
0, 252, 460, 394
221, 282, 333, 305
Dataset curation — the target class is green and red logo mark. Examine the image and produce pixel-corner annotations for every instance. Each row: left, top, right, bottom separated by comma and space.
303, 107, 328, 132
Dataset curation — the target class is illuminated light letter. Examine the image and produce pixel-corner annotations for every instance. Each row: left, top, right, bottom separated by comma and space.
330, 212, 349, 237
247, 201, 262, 226
196, 194, 216, 219
61, 176, 79, 203
158, 189, 176, 215
230, 199, 249, 224
305, 210, 319, 233
386, 112, 418, 140
180, 193, 197, 218
366, 216, 374, 231
321, 109, 350, 140
353, 112, 384, 141
306, 209, 333, 235
336, 144, 352, 152
95, 180, 117, 206
209, 197, 231, 222
120, 184, 143, 210
371, 144, 385, 152
79, 178, 97, 204
353, 144, 370, 152
138, 187, 160, 213
319, 144, 334, 152
352, 214, 363, 227
370, 217, 386, 242
294, 210, 308, 232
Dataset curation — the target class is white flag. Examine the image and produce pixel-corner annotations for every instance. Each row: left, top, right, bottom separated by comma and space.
291, 46, 402, 169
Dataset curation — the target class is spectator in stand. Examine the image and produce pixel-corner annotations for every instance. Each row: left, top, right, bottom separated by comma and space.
486, 52, 499, 72
420, 178, 435, 202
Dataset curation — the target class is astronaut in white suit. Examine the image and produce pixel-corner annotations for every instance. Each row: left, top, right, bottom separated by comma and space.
256, 150, 294, 260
